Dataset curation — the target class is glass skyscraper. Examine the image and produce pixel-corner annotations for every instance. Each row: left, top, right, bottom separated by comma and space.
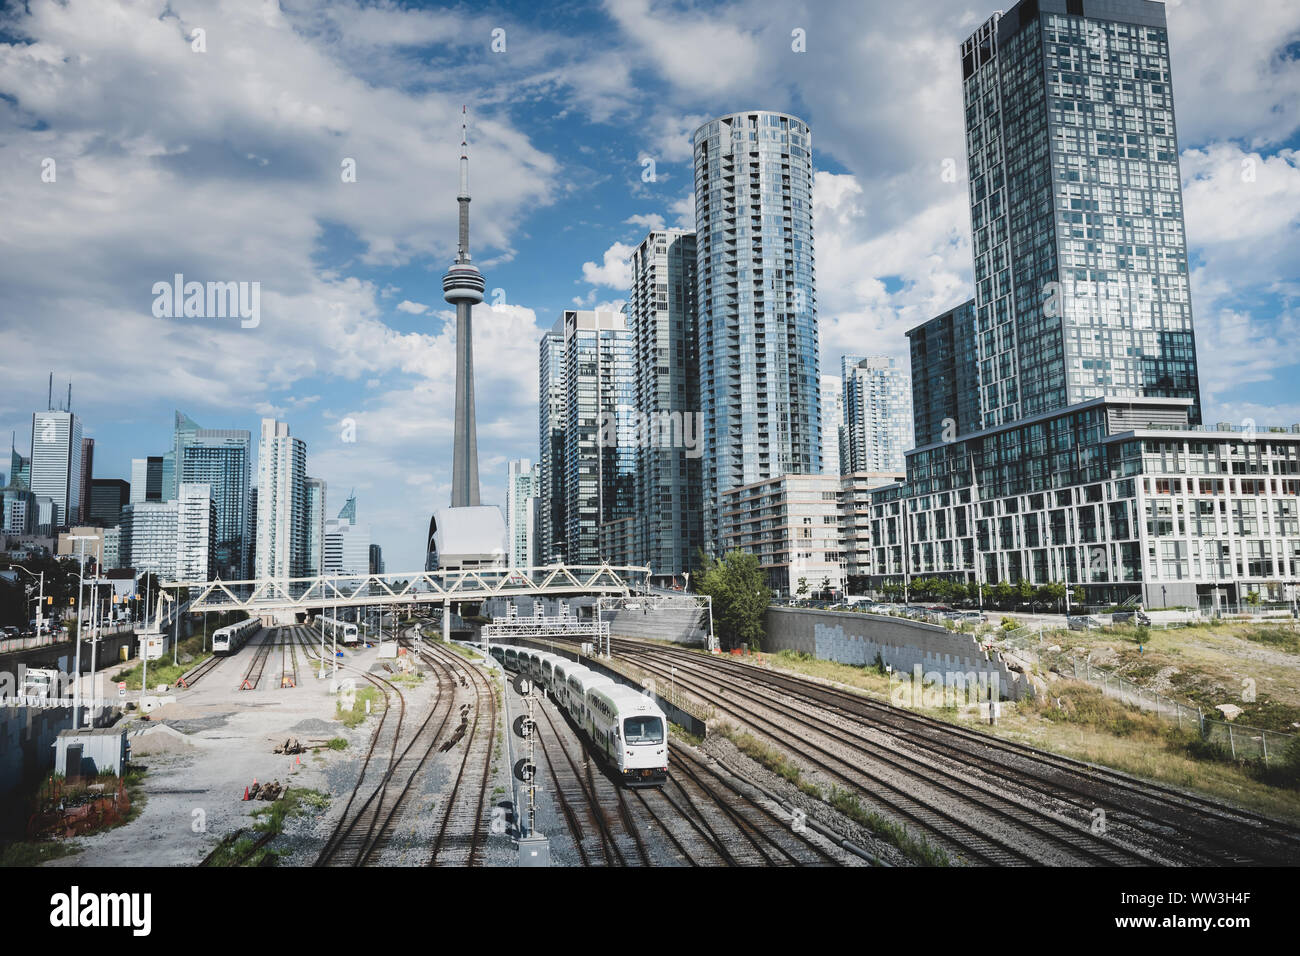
180, 423, 251, 580
29, 409, 82, 526
907, 299, 982, 446
537, 326, 566, 565
839, 355, 913, 474
506, 458, 537, 568
304, 477, 326, 576
560, 310, 635, 565
628, 229, 703, 579
962, 0, 1200, 428
255, 418, 307, 581
693, 111, 820, 549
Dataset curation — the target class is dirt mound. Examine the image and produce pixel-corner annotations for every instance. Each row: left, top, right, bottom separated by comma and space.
130, 725, 197, 755
290, 718, 336, 734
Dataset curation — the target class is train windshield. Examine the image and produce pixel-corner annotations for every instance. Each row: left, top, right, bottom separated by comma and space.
623, 716, 663, 745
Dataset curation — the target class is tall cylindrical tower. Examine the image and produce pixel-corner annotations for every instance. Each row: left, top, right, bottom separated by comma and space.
443, 106, 486, 508
692, 110, 819, 552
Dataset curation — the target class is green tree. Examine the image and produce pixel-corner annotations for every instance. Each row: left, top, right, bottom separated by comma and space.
1038, 582, 1067, 612
819, 576, 831, 598
1071, 585, 1086, 607
795, 577, 809, 600
697, 550, 772, 651
993, 580, 1013, 609
1016, 578, 1035, 606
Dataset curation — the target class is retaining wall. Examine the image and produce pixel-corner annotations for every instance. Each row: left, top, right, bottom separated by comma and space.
601, 606, 707, 644
763, 607, 1029, 700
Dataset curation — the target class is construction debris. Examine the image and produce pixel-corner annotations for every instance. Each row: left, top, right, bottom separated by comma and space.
247, 780, 283, 801
273, 737, 306, 755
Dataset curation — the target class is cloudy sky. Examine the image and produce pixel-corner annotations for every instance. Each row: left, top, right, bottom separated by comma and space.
2, 0, 1298, 572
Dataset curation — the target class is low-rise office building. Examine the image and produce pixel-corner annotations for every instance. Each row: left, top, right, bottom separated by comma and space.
868, 397, 1300, 610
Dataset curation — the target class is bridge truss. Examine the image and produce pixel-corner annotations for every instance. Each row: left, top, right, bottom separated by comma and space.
164, 564, 652, 614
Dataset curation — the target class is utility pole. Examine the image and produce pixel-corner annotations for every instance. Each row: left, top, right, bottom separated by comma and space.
67, 535, 95, 729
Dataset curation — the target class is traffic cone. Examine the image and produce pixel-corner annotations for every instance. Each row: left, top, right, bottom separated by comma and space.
242, 786, 249, 801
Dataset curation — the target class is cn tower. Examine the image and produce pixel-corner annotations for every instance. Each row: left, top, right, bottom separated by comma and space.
442, 105, 486, 507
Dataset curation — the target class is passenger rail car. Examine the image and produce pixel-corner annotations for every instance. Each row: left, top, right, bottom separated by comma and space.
585, 685, 669, 786
318, 616, 359, 645
501, 643, 667, 786
212, 617, 260, 656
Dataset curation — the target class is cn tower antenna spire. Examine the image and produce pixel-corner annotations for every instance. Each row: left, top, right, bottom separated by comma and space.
456, 104, 471, 264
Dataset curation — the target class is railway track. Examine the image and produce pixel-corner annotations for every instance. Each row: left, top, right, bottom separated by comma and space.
280, 634, 298, 689
531, 637, 1151, 865
422, 640, 498, 867
309, 629, 411, 867
238, 632, 275, 691
574, 636, 1300, 866
176, 652, 223, 689
526, 686, 644, 866
311, 625, 501, 866
660, 647, 1300, 865
514, 656, 849, 867
621, 642, 1300, 866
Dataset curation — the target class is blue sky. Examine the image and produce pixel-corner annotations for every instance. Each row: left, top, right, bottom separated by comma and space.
1, 0, 1298, 573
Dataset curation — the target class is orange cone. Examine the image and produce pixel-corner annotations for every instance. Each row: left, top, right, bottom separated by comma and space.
243, 786, 249, 801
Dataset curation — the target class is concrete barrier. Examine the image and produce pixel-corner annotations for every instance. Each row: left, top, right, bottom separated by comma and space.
763, 607, 1028, 700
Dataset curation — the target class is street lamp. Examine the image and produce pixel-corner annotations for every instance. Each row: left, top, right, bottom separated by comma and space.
11, 564, 46, 637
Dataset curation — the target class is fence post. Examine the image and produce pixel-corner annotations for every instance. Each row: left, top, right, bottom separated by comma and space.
1262, 732, 1269, 766
1198, 707, 1204, 735
1228, 723, 1236, 760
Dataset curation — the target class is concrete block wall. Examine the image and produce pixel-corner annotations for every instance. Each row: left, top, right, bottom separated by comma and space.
764, 607, 1028, 700
601, 606, 707, 644
0, 704, 73, 799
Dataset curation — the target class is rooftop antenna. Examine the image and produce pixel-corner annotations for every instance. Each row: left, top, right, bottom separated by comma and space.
67, 381, 72, 413
48, 372, 53, 411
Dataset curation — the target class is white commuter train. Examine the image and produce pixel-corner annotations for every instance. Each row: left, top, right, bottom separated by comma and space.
502, 644, 669, 786
318, 615, 359, 645
212, 617, 260, 656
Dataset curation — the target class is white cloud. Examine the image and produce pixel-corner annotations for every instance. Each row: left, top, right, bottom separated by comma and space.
396, 300, 429, 314
625, 213, 665, 232
580, 242, 634, 289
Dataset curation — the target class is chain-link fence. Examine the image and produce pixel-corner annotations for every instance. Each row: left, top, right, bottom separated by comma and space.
988, 624, 1296, 765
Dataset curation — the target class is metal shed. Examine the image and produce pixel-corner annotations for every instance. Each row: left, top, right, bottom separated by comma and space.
53, 726, 128, 780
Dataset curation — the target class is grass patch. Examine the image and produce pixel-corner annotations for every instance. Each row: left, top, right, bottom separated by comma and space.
325, 737, 348, 751
720, 729, 821, 798
116, 630, 217, 691
445, 641, 481, 661
250, 787, 329, 836
1241, 627, 1300, 655
757, 640, 1300, 824
0, 839, 83, 867
336, 686, 382, 728
386, 670, 425, 686
826, 787, 951, 866
669, 723, 704, 747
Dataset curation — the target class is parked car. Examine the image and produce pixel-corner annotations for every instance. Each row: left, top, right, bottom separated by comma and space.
1068, 615, 1102, 631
